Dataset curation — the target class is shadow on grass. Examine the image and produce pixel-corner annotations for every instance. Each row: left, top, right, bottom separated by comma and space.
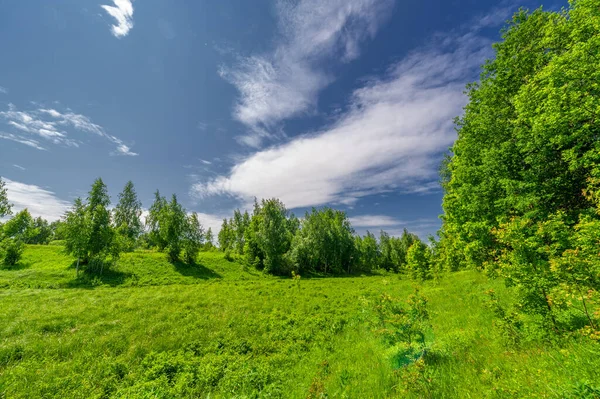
64, 261, 134, 288
172, 260, 222, 280
0, 261, 33, 271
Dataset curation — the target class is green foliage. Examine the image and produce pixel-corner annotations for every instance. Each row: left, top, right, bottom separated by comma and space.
86, 178, 117, 263
213, 197, 423, 276
29, 217, 53, 244
406, 241, 432, 281
218, 218, 233, 252
378, 229, 419, 272
63, 179, 119, 274
182, 212, 204, 264
354, 231, 379, 273
374, 289, 431, 349
146, 190, 169, 250
113, 181, 143, 251
3, 209, 34, 242
204, 227, 214, 250
146, 192, 194, 262
289, 207, 355, 275
0, 238, 24, 267
439, 1, 600, 335
0, 176, 12, 218
63, 198, 88, 270
163, 195, 187, 262
253, 198, 293, 274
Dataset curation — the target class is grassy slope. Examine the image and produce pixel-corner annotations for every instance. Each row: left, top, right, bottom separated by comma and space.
1, 246, 599, 398
0, 245, 263, 289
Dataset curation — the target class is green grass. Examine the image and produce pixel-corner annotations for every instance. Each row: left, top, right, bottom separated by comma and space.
0, 245, 263, 289
1, 245, 599, 398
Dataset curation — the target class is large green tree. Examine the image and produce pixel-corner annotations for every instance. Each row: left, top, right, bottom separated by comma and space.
63, 179, 118, 273
440, 1, 600, 332
242, 199, 293, 274
146, 190, 168, 250
113, 181, 143, 251
290, 207, 355, 275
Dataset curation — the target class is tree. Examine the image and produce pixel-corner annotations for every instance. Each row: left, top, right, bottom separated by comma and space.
182, 212, 204, 264
218, 218, 233, 252
438, 1, 600, 333
62, 179, 118, 274
205, 227, 214, 250
0, 177, 12, 218
0, 208, 29, 267
406, 241, 431, 281
29, 217, 52, 244
113, 181, 143, 251
3, 209, 34, 242
379, 231, 394, 271
356, 231, 379, 272
230, 209, 249, 254
146, 190, 168, 250
50, 220, 67, 241
86, 178, 116, 267
260, 199, 294, 273
290, 207, 355, 275
162, 195, 187, 262
63, 198, 89, 276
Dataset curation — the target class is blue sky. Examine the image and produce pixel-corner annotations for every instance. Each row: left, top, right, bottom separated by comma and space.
0, 0, 564, 238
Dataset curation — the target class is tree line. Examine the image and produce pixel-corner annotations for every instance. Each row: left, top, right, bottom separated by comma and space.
438, 1, 600, 336
217, 198, 432, 277
1, 176, 432, 278
0, 177, 213, 273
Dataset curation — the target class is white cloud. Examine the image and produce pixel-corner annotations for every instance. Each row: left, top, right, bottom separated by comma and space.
2, 178, 71, 221
0, 86, 7, 94
199, 159, 212, 165
112, 142, 138, 157
194, 26, 491, 209
12, 164, 26, 171
348, 215, 440, 239
192, 3, 503, 217
195, 212, 227, 237
0, 104, 136, 155
221, 0, 394, 145
0, 132, 46, 151
101, 0, 134, 38
349, 214, 402, 228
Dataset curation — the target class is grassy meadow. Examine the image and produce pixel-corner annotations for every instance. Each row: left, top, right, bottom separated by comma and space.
1, 245, 599, 398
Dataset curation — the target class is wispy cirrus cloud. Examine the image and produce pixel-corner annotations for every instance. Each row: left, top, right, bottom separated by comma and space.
193, 20, 493, 210
0, 132, 46, 151
101, 0, 134, 38
2, 178, 71, 221
0, 86, 8, 94
220, 0, 394, 146
0, 104, 137, 156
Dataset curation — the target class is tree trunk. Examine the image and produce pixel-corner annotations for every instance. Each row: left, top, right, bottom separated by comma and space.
578, 286, 596, 330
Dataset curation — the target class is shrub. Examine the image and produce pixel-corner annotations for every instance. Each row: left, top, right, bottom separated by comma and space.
1, 239, 24, 267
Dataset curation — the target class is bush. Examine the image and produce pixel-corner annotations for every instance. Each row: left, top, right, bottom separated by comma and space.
406, 241, 432, 281
1, 239, 24, 266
